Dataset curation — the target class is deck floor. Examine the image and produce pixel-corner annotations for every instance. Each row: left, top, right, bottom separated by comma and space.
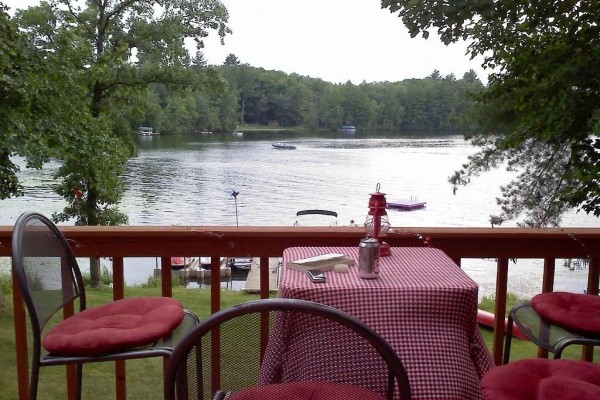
244, 257, 280, 293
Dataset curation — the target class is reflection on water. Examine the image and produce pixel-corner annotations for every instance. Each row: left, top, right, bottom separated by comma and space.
2, 132, 599, 296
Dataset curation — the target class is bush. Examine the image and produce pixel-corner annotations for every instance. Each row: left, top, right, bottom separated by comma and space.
82, 266, 113, 287
478, 292, 529, 315
0, 273, 11, 313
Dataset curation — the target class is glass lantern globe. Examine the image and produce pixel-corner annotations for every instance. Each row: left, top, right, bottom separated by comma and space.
365, 184, 392, 256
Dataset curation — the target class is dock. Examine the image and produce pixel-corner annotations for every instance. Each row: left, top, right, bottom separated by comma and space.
154, 267, 231, 280
243, 257, 280, 293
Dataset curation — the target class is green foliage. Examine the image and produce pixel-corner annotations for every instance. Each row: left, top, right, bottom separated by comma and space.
81, 266, 113, 287
140, 275, 185, 289
213, 64, 482, 131
6, 0, 231, 228
478, 292, 528, 316
0, 286, 259, 400
224, 53, 241, 66
382, 0, 600, 226
0, 272, 10, 313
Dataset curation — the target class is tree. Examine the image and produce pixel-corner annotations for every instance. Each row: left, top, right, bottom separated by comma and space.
382, 1, 600, 227
224, 53, 241, 66
14, 0, 230, 285
0, 3, 86, 200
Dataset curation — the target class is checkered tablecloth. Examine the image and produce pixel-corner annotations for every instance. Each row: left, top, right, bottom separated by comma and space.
262, 246, 494, 400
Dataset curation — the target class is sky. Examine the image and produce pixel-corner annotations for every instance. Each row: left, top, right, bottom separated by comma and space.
4, 0, 489, 84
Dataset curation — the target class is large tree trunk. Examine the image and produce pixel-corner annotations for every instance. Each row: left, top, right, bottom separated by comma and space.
86, 187, 102, 287
90, 257, 102, 288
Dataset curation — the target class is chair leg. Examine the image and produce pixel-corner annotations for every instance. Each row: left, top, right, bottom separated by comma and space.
76, 363, 83, 400
29, 361, 40, 400
503, 313, 515, 364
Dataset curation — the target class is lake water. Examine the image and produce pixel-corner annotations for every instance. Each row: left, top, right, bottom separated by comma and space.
2, 131, 598, 297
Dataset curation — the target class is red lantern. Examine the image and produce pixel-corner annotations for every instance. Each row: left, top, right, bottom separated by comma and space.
364, 183, 391, 257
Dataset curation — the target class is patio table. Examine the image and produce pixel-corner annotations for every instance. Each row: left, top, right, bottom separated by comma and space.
261, 246, 494, 399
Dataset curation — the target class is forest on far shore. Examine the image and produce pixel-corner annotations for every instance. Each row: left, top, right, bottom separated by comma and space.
141, 57, 485, 135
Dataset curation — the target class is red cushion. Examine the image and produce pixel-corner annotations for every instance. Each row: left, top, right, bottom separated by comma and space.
531, 292, 600, 336
228, 381, 386, 400
43, 297, 185, 356
481, 359, 600, 400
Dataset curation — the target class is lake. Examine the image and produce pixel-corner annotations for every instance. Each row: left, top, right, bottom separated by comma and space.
2, 131, 598, 297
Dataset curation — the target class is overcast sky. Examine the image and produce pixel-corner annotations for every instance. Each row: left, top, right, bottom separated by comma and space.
4, 0, 489, 84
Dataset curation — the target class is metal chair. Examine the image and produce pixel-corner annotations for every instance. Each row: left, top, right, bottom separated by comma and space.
503, 292, 600, 363
164, 298, 412, 400
11, 212, 199, 400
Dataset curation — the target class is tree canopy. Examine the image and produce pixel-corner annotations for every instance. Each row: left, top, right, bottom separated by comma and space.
8, 0, 230, 226
1, 0, 230, 286
382, 0, 600, 226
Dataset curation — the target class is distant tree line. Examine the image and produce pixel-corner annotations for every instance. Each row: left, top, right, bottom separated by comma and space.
140, 55, 485, 134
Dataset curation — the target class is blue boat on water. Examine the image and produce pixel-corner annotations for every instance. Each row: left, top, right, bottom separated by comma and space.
339, 124, 356, 134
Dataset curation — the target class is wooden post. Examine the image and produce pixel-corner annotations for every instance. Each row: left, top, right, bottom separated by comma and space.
492, 258, 509, 365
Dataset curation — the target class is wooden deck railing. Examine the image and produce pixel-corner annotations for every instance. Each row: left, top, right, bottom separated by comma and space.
2, 225, 600, 400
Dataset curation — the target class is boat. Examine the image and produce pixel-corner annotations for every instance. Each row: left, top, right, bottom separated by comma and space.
476, 309, 529, 341
339, 124, 356, 134
170, 257, 199, 271
199, 256, 227, 270
387, 198, 426, 211
228, 258, 253, 270
137, 126, 159, 136
294, 209, 338, 226
272, 142, 296, 150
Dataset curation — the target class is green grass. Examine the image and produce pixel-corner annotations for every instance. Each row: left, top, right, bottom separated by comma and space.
1, 282, 598, 399
0, 283, 258, 400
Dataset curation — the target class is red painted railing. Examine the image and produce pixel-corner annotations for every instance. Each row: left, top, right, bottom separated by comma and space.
2, 225, 600, 400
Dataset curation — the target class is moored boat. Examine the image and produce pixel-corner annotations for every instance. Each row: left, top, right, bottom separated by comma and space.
199, 256, 227, 270
272, 142, 296, 150
339, 124, 356, 134
138, 126, 159, 136
293, 209, 338, 226
387, 198, 426, 211
170, 256, 199, 271
228, 258, 253, 270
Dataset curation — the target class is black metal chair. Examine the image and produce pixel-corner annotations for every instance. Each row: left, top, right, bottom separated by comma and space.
11, 212, 199, 400
503, 292, 600, 363
164, 298, 412, 400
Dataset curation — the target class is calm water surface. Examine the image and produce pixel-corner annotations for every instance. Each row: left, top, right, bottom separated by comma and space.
2, 132, 598, 296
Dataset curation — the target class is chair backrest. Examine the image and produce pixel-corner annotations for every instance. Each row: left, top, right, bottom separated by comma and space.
165, 298, 411, 400
11, 212, 86, 339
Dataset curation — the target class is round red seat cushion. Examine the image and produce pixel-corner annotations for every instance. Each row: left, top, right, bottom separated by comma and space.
481, 359, 600, 400
227, 381, 386, 400
531, 292, 600, 336
43, 297, 185, 356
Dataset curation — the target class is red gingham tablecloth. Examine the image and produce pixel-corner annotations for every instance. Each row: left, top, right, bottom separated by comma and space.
262, 246, 494, 400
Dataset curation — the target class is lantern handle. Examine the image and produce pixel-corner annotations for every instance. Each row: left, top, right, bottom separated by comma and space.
376, 183, 381, 192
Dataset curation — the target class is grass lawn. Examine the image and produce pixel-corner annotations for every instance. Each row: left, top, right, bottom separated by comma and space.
0, 286, 259, 400
1, 286, 597, 399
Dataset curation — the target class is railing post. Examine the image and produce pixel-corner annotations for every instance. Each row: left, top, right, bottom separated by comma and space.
492, 258, 509, 365
113, 257, 126, 400
12, 269, 29, 400
583, 257, 600, 361
210, 256, 221, 394
537, 258, 556, 359
259, 256, 270, 299
160, 257, 173, 298
160, 256, 173, 378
